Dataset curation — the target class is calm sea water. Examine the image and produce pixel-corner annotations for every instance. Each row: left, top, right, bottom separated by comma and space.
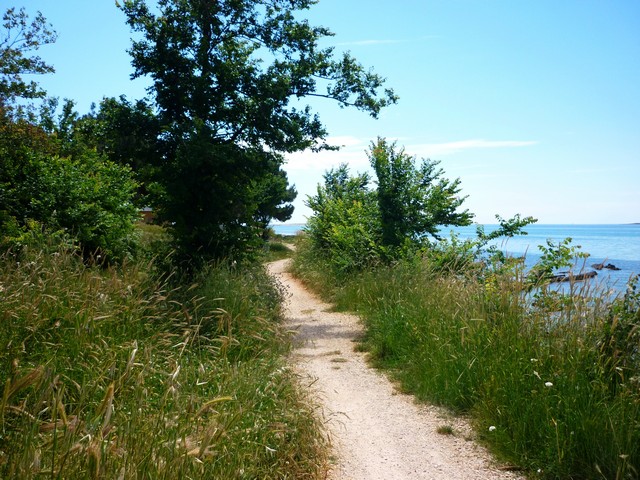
448, 224, 640, 292
271, 223, 305, 236
272, 223, 640, 291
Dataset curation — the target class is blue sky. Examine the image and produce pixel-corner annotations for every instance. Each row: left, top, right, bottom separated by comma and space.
15, 0, 640, 224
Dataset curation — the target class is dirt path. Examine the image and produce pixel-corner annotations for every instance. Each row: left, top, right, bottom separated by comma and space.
267, 259, 524, 480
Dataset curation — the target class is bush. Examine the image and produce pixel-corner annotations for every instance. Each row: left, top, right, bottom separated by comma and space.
1, 115, 139, 262
304, 139, 489, 275
305, 164, 383, 276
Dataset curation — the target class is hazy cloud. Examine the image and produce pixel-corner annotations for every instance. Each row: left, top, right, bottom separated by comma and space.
336, 39, 404, 46
285, 137, 538, 171
324, 135, 365, 148
410, 139, 538, 157
286, 136, 368, 171
336, 35, 439, 47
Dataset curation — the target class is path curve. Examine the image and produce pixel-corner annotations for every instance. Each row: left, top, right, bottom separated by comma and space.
267, 259, 524, 480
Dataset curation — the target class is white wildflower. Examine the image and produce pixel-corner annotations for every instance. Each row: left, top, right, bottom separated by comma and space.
545, 381, 553, 388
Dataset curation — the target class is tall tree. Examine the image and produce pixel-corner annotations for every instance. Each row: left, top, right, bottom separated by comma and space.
252, 162, 297, 239
0, 7, 57, 116
369, 138, 473, 248
120, 0, 397, 262
304, 139, 476, 272
70, 96, 162, 204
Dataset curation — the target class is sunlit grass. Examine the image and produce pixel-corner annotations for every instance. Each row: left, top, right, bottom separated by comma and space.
0, 238, 327, 478
261, 239, 294, 262
292, 235, 640, 479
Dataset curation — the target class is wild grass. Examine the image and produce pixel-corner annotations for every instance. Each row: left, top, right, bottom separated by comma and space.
261, 239, 294, 262
0, 236, 327, 478
292, 235, 640, 479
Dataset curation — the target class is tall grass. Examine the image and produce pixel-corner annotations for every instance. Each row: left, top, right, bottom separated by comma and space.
0, 237, 327, 478
292, 235, 640, 479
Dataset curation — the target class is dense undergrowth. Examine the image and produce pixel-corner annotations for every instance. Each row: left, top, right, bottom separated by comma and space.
0, 229, 326, 479
293, 234, 640, 479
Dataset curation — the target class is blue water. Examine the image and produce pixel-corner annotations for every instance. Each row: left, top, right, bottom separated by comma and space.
446, 224, 640, 293
271, 223, 305, 236
272, 223, 640, 292
447, 224, 640, 262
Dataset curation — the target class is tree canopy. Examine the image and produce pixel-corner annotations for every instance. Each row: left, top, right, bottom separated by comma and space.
2, 2, 400, 264
0, 7, 57, 115
305, 138, 475, 273
120, 0, 398, 262
371, 138, 473, 247
1, 8, 140, 262
0, 103, 140, 262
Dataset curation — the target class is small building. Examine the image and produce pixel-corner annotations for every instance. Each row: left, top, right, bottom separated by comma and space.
139, 207, 155, 224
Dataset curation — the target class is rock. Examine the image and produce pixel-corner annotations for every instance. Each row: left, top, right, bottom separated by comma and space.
549, 270, 598, 283
592, 262, 621, 271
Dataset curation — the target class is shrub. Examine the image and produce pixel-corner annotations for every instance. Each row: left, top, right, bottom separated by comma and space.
1, 115, 139, 262
305, 165, 383, 276
303, 140, 520, 276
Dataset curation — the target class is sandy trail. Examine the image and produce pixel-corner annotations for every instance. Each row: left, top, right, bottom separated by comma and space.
267, 259, 523, 480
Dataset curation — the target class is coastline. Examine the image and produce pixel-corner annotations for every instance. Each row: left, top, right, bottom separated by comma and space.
272, 223, 640, 292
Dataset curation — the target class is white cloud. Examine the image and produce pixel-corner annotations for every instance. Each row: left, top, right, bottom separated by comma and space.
324, 135, 365, 148
409, 139, 538, 157
336, 35, 440, 47
285, 137, 539, 171
285, 136, 369, 171
336, 39, 403, 46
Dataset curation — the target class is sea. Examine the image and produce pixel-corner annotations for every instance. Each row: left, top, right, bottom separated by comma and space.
272, 223, 640, 293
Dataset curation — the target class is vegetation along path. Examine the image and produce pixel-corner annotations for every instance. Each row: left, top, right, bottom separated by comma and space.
268, 259, 523, 480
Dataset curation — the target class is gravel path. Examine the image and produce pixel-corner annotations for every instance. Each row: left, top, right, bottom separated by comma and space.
267, 259, 525, 480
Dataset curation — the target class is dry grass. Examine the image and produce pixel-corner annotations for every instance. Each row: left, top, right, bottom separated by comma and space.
293, 236, 640, 479
0, 239, 328, 478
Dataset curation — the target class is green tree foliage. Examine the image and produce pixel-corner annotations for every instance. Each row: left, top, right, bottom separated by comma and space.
120, 0, 398, 262
307, 139, 534, 275
158, 129, 282, 260
0, 7, 57, 115
526, 237, 589, 288
66, 96, 162, 204
0, 104, 139, 263
0, 114, 56, 227
305, 139, 475, 273
370, 138, 473, 248
306, 165, 381, 274
27, 153, 139, 261
253, 165, 297, 239
424, 214, 537, 274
